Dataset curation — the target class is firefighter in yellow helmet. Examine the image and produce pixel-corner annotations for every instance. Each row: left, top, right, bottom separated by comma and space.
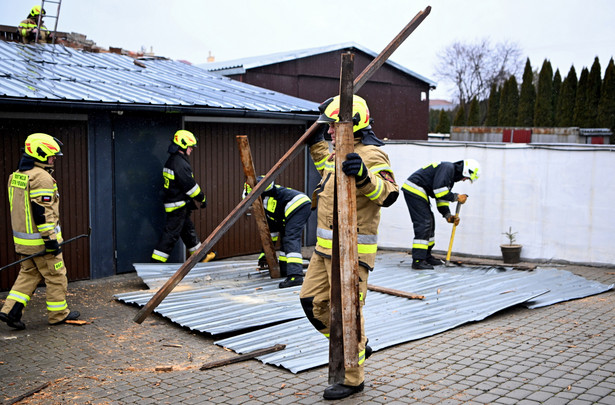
18, 5, 52, 44
1, 133, 80, 330
151, 130, 207, 263
299, 95, 399, 400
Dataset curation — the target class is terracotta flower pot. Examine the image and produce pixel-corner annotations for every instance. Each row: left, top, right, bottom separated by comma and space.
500, 244, 522, 264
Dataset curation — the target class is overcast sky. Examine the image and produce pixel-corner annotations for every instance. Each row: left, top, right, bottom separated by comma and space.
3, 0, 614, 100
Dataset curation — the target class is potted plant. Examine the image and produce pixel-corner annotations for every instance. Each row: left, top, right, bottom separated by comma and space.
500, 226, 522, 264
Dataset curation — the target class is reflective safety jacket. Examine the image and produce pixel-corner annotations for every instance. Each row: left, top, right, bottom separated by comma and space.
18, 17, 51, 44
261, 185, 311, 230
310, 138, 399, 270
402, 161, 464, 218
161, 151, 205, 212
8, 163, 63, 255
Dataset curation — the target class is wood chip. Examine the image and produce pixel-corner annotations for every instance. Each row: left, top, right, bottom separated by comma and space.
155, 366, 173, 372
66, 320, 89, 325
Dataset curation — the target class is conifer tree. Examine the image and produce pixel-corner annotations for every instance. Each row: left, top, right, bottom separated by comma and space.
552, 69, 562, 126
517, 58, 536, 126
498, 75, 519, 126
586, 57, 602, 127
453, 104, 466, 126
435, 109, 451, 133
557, 66, 578, 126
485, 83, 500, 126
467, 97, 480, 126
534, 59, 554, 126
597, 58, 615, 141
574, 67, 589, 126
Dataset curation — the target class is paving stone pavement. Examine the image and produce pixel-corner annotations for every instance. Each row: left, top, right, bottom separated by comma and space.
1, 256, 614, 404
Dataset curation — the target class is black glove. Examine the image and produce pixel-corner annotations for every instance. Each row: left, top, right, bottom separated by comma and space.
201, 199, 207, 209
44, 239, 62, 256
307, 124, 327, 146
258, 256, 267, 269
342, 153, 368, 182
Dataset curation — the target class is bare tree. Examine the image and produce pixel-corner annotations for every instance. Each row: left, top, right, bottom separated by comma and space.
435, 38, 523, 106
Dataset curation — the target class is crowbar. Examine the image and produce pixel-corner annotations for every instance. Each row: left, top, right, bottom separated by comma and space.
0, 227, 91, 272
445, 203, 462, 267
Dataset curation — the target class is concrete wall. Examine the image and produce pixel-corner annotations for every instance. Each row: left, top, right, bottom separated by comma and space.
379, 141, 615, 266
451, 127, 611, 144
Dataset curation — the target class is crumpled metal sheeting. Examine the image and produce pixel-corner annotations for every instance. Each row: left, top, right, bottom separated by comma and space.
214, 272, 549, 373
116, 262, 305, 335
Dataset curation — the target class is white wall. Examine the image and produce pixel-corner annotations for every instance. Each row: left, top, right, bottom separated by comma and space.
379, 142, 615, 266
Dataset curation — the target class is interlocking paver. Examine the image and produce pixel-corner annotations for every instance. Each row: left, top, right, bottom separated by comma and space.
1, 258, 614, 404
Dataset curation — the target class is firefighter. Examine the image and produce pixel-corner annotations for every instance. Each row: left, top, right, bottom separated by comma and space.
299, 95, 399, 400
18, 6, 52, 44
151, 130, 207, 263
0, 133, 80, 330
243, 177, 311, 288
402, 159, 480, 269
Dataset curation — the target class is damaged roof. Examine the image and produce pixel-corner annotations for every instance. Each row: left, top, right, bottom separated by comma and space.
115, 252, 613, 373
0, 41, 320, 113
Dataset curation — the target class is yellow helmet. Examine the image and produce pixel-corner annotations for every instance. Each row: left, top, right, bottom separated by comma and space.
317, 95, 371, 133
24, 133, 63, 162
29, 5, 46, 17
173, 130, 197, 150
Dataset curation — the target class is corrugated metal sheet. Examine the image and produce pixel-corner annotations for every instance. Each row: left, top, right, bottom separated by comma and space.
115, 252, 613, 373
202, 41, 437, 88
0, 41, 319, 112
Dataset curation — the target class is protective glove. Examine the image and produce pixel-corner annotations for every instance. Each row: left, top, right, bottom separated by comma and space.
307, 124, 327, 146
457, 194, 468, 204
201, 200, 207, 209
257, 255, 268, 269
446, 215, 460, 226
342, 153, 368, 183
44, 239, 62, 256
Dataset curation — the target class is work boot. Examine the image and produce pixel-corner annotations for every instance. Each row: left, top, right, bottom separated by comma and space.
426, 256, 444, 266
278, 275, 303, 288
412, 259, 433, 270
0, 303, 26, 330
51, 310, 81, 325
365, 344, 373, 360
323, 382, 364, 400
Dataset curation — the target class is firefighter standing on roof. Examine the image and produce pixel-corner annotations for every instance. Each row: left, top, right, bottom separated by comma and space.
1, 133, 80, 330
299, 95, 399, 400
151, 130, 206, 263
402, 159, 480, 269
243, 177, 311, 288
18, 6, 52, 44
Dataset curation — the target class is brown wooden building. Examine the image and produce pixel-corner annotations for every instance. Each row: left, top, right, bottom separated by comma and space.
203, 42, 437, 141
0, 40, 319, 289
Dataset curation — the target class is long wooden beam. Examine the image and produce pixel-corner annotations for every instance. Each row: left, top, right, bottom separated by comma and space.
236, 135, 281, 278
133, 6, 432, 324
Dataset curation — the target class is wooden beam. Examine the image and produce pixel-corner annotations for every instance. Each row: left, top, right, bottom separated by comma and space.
199, 344, 286, 370
236, 135, 281, 279
132, 6, 432, 324
367, 284, 425, 300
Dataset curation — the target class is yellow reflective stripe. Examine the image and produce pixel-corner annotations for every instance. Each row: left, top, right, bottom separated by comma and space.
371, 164, 392, 174
358, 348, 366, 365
402, 181, 428, 201
278, 256, 288, 263
422, 162, 439, 169
8, 290, 30, 306
187, 184, 201, 198
413, 239, 429, 250
164, 201, 186, 212
317, 236, 332, 249
8, 186, 14, 212
314, 156, 328, 170
24, 189, 33, 234
365, 177, 383, 200
285, 195, 310, 217
324, 161, 335, 171
287, 257, 303, 264
47, 300, 68, 311
37, 223, 55, 232
358, 243, 377, 254
436, 200, 450, 208
13, 236, 45, 246
434, 187, 449, 198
